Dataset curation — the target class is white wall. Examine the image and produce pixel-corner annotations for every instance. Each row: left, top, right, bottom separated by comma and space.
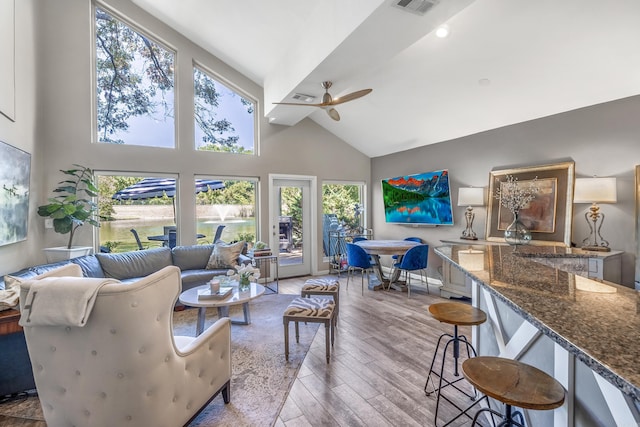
0, 0, 41, 274
0, 0, 370, 276
372, 95, 640, 287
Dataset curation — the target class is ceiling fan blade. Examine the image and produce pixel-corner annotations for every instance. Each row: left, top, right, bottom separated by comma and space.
326, 108, 340, 121
328, 88, 372, 106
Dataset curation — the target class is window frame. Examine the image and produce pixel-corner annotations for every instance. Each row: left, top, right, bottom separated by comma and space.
193, 61, 259, 155
92, 2, 178, 148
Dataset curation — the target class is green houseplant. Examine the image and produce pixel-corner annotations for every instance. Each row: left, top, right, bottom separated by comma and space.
38, 165, 100, 256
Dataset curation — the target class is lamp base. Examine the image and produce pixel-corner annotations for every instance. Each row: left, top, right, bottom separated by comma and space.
581, 245, 611, 252
460, 235, 478, 241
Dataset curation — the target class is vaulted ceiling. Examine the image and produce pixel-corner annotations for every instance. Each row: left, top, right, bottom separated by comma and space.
132, 0, 640, 158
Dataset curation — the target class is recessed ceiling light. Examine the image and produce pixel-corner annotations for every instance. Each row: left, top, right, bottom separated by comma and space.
478, 78, 491, 86
435, 24, 450, 38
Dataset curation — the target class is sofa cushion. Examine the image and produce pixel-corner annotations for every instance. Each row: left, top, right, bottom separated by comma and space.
172, 244, 215, 271
70, 255, 105, 278
206, 241, 245, 270
96, 247, 172, 280
180, 269, 228, 292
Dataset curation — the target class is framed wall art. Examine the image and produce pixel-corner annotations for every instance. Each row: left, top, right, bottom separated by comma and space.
0, 140, 30, 246
486, 161, 575, 246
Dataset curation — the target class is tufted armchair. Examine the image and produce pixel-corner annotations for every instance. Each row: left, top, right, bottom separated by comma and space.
19, 265, 231, 427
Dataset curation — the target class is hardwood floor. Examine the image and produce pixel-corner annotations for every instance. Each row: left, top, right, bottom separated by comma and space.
275, 274, 484, 427
0, 274, 484, 427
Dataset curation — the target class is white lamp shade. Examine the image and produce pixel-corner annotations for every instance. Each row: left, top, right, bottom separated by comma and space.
574, 177, 617, 204
458, 187, 485, 207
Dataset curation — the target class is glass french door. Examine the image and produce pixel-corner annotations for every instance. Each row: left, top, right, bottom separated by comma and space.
269, 175, 315, 278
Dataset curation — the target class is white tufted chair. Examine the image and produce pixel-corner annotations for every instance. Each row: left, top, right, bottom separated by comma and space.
19, 265, 231, 427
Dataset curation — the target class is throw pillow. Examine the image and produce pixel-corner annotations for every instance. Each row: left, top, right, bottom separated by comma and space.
206, 241, 245, 270
0, 276, 20, 311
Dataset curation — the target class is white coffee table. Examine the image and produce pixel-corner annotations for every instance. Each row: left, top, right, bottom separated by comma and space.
179, 283, 265, 335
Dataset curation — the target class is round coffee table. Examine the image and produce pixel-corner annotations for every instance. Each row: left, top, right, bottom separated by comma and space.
179, 283, 265, 335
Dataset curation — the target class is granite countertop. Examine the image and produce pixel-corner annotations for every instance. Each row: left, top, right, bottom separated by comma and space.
435, 244, 640, 401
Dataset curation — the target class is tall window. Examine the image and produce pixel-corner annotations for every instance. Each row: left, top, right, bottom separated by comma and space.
95, 7, 175, 147
97, 175, 179, 253
195, 178, 258, 245
322, 182, 365, 258
194, 66, 256, 154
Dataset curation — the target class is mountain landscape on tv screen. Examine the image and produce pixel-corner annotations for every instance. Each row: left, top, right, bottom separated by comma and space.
382, 170, 453, 225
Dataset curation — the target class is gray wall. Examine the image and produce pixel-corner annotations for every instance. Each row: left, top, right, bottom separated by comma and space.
0, 0, 370, 276
372, 95, 640, 287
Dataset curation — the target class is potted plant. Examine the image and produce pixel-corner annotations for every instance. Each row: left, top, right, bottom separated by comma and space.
38, 164, 100, 261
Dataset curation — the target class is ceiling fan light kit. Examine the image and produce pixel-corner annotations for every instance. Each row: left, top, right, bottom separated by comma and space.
273, 81, 372, 121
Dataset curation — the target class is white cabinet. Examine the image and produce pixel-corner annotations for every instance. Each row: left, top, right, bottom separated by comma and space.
440, 259, 472, 299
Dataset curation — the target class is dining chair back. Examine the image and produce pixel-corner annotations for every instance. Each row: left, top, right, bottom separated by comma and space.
346, 243, 373, 295
213, 224, 226, 243
392, 243, 429, 297
130, 228, 144, 250
352, 236, 368, 243
392, 236, 422, 260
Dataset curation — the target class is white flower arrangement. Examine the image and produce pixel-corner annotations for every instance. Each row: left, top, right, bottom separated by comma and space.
227, 264, 261, 283
494, 175, 540, 214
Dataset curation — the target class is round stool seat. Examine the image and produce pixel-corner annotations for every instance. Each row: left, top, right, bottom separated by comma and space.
462, 356, 565, 411
429, 302, 487, 326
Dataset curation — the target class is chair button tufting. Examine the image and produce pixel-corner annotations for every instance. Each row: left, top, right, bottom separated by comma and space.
131, 301, 138, 308
126, 415, 132, 421
100, 392, 107, 399
165, 356, 171, 362
65, 326, 71, 332
91, 350, 98, 356
117, 372, 124, 379
110, 328, 117, 334
76, 370, 81, 376
138, 346, 145, 354
37, 365, 43, 371
172, 396, 178, 402
50, 346, 56, 352
84, 410, 90, 416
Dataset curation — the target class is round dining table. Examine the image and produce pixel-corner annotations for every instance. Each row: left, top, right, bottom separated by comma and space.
354, 239, 421, 290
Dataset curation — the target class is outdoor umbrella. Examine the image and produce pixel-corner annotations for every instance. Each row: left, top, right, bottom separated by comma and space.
112, 178, 224, 201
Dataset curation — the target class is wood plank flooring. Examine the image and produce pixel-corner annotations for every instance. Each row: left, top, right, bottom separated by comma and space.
275, 274, 485, 427
0, 274, 486, 427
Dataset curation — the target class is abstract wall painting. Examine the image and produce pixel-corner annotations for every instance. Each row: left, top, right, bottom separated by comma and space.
0, 140, 30, 246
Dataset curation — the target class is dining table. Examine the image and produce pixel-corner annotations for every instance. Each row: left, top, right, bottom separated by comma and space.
354, 239, 421, 291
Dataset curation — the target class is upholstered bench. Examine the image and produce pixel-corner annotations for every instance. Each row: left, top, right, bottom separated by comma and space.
283, 297, 335, 363
301, 278, 340, 323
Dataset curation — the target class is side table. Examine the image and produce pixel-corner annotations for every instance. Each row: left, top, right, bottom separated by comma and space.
252, 255, 279, 294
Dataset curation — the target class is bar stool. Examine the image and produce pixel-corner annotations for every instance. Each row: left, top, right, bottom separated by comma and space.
424, 302, 487, 426
462, 356, 566, 426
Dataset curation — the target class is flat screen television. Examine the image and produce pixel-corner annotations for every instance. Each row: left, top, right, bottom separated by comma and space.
381, 169, 454, 225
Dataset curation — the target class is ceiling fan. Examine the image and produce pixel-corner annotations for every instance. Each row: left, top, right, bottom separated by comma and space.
273, 81, 372, 121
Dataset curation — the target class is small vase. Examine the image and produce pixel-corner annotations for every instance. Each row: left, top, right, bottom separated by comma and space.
504, 211, 532, 247
239, 276, 251, 291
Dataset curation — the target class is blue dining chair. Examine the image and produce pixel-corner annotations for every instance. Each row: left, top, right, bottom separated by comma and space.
391, 244, 429, 297
346, 243, 373, 296
392, 237, 422, 261
352, 236, 376, 265
168, 230, 177, 249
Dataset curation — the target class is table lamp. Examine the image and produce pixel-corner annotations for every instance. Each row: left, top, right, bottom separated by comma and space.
458, 187, 485, 240
573, 177, 617, 252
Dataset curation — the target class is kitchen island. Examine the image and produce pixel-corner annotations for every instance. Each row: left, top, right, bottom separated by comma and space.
435, 244, 639, 427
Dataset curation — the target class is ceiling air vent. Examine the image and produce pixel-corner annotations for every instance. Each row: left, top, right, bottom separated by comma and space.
292, 93, 316, 103
392, 0, 439, 16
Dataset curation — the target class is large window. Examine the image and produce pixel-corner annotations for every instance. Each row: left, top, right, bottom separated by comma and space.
95, 7, 175, 147
194, 66, 256, 154
322, 182, 365, 258
97, 174, 180, 252
195, 177, 258, 245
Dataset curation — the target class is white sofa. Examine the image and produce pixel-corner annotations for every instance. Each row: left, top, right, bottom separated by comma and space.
19, 264, 231, 427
